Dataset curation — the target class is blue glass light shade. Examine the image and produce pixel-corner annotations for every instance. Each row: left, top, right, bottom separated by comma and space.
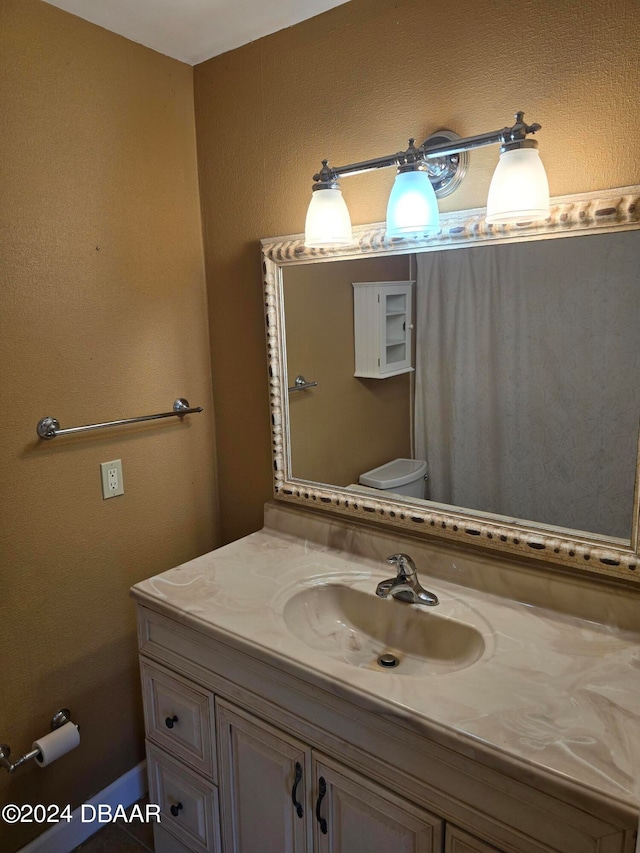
385, 169, 440, 239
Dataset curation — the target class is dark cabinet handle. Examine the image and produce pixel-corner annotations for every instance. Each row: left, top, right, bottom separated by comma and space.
291, 761, 303, 818
165, 715, 179, 729
170, 802, 183, 817
315, 776, 327, 835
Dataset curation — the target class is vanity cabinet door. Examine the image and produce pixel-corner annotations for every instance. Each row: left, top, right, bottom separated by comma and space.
217, 700, 311, 853
313, 755, 443, 853
445, 825, 505, 852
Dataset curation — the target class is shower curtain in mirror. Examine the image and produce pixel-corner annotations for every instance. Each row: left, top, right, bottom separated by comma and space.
415, 232, 640, 539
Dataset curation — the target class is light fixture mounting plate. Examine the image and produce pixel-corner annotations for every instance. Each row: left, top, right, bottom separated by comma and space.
423, 129, 469, 198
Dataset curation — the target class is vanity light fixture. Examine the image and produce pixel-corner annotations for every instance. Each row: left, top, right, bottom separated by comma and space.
304, 111, 550, 246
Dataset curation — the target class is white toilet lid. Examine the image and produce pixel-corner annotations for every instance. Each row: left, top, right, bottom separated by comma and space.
359, 458, 427, 489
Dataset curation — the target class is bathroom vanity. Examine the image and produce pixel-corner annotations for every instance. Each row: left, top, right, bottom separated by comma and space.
132, 503, 640, 853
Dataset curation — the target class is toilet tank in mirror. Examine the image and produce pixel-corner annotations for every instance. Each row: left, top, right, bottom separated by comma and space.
262, 185, 640, 583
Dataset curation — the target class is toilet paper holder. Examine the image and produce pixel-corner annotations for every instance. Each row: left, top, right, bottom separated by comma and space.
0, 709, 76, 773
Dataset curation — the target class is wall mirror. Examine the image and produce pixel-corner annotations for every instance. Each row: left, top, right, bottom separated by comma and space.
262, 185, 640, 584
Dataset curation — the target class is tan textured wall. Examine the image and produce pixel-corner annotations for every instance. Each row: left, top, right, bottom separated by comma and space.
194, 0, 640, 545
0, 3, 217, 849
284, 256, 412, 485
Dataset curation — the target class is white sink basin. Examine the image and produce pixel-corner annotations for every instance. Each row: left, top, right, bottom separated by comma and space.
281, 583, 486, 675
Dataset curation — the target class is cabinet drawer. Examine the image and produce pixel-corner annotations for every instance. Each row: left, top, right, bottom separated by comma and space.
147, 742, 221, 853
142, 659, 217, 781
153, 822, 195, 853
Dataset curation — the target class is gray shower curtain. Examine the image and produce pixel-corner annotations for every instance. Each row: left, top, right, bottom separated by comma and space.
415, 232, 640, 539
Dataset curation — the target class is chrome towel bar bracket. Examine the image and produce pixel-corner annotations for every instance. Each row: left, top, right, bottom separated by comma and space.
288, 375, 318, 393
37, 398, 203, 440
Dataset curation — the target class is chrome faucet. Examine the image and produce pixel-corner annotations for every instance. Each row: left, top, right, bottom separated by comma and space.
375, 554, 439, 606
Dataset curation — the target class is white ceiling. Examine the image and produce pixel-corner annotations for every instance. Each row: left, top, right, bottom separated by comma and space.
42, 0, 352, 65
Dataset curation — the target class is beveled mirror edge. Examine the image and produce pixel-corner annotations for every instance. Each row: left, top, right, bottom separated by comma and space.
262, 184, 640, 585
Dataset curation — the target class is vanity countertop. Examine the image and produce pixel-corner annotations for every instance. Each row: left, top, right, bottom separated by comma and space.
131, 509, 640, 815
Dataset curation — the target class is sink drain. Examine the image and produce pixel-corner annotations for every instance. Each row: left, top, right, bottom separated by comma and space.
377, 653, 399, 668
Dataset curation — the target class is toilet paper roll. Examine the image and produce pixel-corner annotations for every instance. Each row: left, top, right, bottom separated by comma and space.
32, 722, 80, 767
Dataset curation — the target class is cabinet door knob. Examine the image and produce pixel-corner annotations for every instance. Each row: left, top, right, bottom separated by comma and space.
315, 776, 328, 835
170, 802, 183, 817
291, 761, 303, 818
165, 715, 179, 729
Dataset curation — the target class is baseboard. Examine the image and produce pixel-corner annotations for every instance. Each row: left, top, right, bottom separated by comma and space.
18, 761, 147, 853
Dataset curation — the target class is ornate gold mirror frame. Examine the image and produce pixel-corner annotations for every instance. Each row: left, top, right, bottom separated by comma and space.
262, 185, 640, 584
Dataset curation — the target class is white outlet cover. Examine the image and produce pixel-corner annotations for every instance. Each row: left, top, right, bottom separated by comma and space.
100, 459, 124, 499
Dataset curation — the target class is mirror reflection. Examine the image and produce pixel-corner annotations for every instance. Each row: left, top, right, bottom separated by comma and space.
283, 231, 640, 542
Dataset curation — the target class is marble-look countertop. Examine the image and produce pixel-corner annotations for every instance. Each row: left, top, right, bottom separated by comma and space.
131, 515, 640, 813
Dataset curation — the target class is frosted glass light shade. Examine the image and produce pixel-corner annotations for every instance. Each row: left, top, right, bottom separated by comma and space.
386, 169, 440, 239
486, 147, 550, 224
304, 187, 353, 247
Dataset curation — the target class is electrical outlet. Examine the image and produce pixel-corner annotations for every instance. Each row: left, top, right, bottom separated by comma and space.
100, 459, 124, 499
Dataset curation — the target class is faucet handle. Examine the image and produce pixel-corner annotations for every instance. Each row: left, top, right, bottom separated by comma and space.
386, 553, 417, 577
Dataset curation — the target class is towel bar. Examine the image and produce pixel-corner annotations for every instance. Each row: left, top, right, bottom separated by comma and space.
37, 398, 203, 440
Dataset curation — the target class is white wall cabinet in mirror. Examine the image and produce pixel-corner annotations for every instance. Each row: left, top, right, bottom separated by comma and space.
353, 280, 414, 378
262, 185, 640, 583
